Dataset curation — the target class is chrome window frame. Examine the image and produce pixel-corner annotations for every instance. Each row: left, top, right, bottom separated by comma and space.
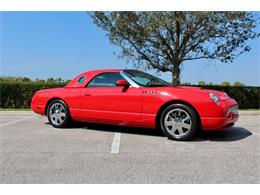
120, 70, 140, 88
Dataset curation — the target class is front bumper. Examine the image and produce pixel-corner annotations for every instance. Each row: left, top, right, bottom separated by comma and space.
31, 93, 46, 115
201, 99, 239, 130
31, 103, 45, 115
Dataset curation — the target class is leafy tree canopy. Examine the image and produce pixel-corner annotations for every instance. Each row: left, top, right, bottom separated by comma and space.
90, 11, 259, 85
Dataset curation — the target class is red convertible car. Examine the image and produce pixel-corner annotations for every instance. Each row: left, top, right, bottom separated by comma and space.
31, 69, 239, 141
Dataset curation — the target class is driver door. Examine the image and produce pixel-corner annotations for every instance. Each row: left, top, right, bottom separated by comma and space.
80, 72, 142, 124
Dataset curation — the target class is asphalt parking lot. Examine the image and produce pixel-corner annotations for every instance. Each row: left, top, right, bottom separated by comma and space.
0, 111, 259, 183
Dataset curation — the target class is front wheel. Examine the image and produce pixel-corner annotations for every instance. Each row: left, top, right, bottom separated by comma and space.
47, 99, 71, 128
159, 104, 199, 141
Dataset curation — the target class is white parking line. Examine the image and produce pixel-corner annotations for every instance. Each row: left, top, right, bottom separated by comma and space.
0, 116, 34, 128
111, 132, 121, 154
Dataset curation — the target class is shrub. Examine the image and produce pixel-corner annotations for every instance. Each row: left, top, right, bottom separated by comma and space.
0, 82, 67, 109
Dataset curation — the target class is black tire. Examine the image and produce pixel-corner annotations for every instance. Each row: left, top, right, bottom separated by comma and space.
159, 104, 198, 141
47, 99, 71, 128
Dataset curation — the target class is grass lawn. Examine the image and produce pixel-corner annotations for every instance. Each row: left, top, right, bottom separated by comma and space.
239, 109, 260, 111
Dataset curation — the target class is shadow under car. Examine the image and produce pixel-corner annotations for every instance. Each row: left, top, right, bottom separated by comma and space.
45, 122, 252, 142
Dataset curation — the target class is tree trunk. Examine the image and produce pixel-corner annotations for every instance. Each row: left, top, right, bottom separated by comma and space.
172, 65, 180, 85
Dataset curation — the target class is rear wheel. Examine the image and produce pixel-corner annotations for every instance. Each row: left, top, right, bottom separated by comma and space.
47, 99, 70, 128
160, 104, 198, 141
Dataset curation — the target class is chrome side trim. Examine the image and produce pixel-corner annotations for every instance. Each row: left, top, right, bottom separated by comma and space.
120, 70, 140, 88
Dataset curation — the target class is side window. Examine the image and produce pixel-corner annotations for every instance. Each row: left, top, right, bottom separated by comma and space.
87, 72, 125, 87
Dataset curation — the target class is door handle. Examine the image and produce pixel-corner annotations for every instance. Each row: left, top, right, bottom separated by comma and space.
84, 93, 91, 96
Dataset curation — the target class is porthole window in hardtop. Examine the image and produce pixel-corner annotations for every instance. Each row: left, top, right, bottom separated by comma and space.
78, 76, 86, 84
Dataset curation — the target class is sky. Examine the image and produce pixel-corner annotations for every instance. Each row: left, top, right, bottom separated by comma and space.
0, 11, 259, 86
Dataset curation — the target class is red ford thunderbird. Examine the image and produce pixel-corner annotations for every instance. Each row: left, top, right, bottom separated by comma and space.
31, 69, 239, 141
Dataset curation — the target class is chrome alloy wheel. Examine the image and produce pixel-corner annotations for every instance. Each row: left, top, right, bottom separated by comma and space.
49, 102, 67, 126
164, 108, 192, 137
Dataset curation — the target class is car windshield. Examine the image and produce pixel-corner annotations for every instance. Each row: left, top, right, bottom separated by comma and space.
123, 70, 171, 87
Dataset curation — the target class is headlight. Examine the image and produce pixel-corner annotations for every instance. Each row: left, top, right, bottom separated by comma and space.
209, 92, 220, 106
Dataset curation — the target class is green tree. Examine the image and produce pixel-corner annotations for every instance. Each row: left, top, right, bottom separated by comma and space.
55, 78, 63, 83
233, 81, 245, 86
47, 77, 55, 83
198, 80, 207, 85
221, 81, 231, 86
90, 11, 259, 85
35, 78, 46, 83
181, 82, 191, 85
21, 77, 31, 82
